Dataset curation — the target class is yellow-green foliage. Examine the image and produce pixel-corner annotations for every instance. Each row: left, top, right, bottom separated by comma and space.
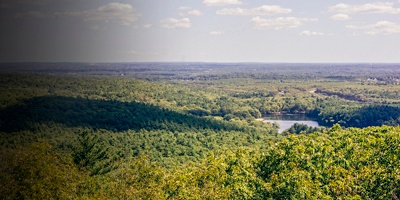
258, 125, 400, 199
86, 149, 263, 200
2, 72, 400, 199
0, 142, 84, 200
93, 154, 167, 199
164, 148, 263, 200
2, 126, 400, 199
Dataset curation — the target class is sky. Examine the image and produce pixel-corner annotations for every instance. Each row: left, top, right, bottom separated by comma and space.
1, 0, 400, 63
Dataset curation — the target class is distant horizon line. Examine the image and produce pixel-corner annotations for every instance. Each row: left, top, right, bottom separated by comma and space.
1, 61, 400, 64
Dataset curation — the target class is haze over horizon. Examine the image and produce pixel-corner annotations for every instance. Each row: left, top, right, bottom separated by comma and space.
1, 0, 400, 63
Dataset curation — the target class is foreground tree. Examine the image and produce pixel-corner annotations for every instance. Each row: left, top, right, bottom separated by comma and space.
0, 142, 84, 199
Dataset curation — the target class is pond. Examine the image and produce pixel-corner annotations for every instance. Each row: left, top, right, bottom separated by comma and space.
262, 114, 320, 133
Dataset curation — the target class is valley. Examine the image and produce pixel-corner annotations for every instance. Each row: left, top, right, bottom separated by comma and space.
1, 62, 400, 199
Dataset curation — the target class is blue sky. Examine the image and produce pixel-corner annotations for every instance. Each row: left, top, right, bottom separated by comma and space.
1, 0, 400, 62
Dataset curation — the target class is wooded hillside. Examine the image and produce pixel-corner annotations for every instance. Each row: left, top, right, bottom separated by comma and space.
1, 63, 400, 199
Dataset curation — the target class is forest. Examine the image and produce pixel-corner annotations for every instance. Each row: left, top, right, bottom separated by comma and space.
1, 63, 400, 199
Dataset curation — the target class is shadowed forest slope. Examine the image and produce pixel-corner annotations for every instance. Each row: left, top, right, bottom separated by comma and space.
0, 96, 246, 133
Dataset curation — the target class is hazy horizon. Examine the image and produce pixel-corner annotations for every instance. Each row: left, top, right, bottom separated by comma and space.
1, 0, 400, 63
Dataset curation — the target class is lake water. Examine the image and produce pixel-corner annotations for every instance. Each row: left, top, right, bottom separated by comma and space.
263, 115, 319, 133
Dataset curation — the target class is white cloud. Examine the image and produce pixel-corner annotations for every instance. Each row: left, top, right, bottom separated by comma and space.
58, 3, 141, 26
126, 50, 139, 55
161, 18, 191, 29
329, 2, 400, 14
178, 6, 191, 10
179, 8, 203, 17
330, 13, 350, 20
209, 31, 224, 35
203, 0, 242, 6
143, 24, 152, 29
216, 5, 292, 16
345, 24, 365, 30
250, 17, 318, 30
300, 30, 324, 36
188, 10, 203, 16
347, 21, 400, 35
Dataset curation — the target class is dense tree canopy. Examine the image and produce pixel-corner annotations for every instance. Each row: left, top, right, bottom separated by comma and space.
1, 63, 400, 199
